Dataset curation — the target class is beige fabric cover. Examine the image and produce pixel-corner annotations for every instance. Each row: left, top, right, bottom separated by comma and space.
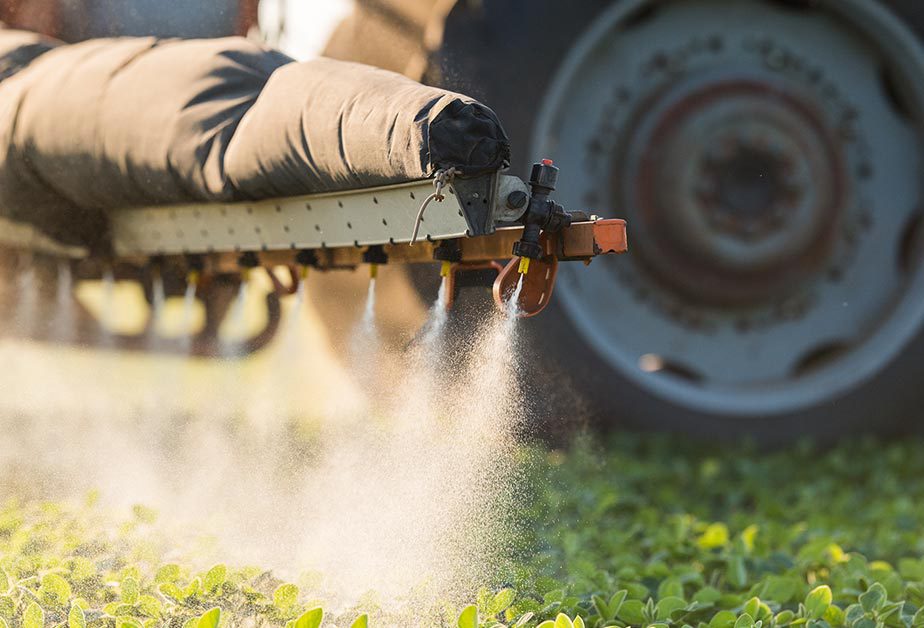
0, 27, 509, 249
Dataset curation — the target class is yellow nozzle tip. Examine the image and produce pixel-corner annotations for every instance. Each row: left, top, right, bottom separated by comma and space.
440, 261, 451, 277
187, 270, 200, 285
370, 263, 379, 279
299, 265, 310, 279
241, 268, 252, 282
518, 257, 531, 275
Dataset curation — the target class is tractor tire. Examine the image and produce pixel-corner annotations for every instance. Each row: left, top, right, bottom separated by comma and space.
330, 0, 924, 443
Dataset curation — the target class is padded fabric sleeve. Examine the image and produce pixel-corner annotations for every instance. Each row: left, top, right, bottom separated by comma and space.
0, 29, 509, 249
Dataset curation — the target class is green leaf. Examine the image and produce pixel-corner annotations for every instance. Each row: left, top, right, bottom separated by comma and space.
743, 598, 761, 619
292, 608, 323, 628
859, 584, 886, 613
489, 589, 516, 616
709, 610, 738, 628
458, 605, 478, 628
694, 588, 722, 604
618, 599, 646, 624
554, 613, 574, 628
196, 607, 220, 628
607, 590, 629, 619
182, 578, 201, 600
138, 595, 162, 618
845, 605, 866, 626
735, 614, 755, 628
39, 573, 72, 607
68, 604, 86, 628
121, 577, 140, 605
155, 565, 181, 584
350, 615, 368, 628
22, 602, 44, 628
761, 576, 799, 604
823, 605, 845, 627
274, 584, 299, 611
726, 556, 748, 590
698, 523, 730, 549
659, 578, 685, 600
537, 622, 555, 628
625, 583, 651, 600
158, 583, 184, 601
877, 601, 903, 622
574, 617, 586, 628
656, 597, 687, 620
806, 586, 833, 620
899, 559, 924, 581
203, 565, 227, 594
594, 595, 612, 620
912, 608, 924, 628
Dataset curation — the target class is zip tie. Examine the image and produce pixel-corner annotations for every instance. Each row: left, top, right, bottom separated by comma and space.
411, 168, 458, 245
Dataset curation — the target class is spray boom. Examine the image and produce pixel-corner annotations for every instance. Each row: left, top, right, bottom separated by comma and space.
0, 159, 627, 354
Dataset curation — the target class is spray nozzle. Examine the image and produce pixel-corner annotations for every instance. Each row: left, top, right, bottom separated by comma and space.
517, 257, 531, 275
238, 251, 259, 282
433, 239, 461, 280
185, 254, 204, 286
295, 249, 318, 279
148, 255, 164, 274
362, 245, 388, 280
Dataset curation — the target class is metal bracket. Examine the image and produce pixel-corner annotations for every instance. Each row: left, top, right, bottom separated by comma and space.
449, 171, 500, 236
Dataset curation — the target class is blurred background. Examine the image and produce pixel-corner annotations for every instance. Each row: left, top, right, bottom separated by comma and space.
4, 0, 924, 444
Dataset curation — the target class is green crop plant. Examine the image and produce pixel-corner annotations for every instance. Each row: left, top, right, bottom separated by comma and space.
1, 436, 923, 627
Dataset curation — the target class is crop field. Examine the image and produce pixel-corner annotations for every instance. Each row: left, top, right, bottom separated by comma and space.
0, 275, 923, 628
2, 435, 924, 628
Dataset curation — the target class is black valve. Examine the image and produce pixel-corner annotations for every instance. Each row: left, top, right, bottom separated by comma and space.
295, 249, 319, 268
433, 239, 462, 263
362, 245, 388, 265
185, 254, 205, 273
238, 251, 259, 268
512, 159, 574, 261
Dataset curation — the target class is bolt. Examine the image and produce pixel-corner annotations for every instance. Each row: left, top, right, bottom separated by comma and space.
506, 191, 528, 211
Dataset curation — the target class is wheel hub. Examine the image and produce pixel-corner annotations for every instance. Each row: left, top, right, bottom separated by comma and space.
624, 76, 844, 304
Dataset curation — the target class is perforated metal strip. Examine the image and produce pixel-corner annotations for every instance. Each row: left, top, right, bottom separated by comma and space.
109, 180, 470, 257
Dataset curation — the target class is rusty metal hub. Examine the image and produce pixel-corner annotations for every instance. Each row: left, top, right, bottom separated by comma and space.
623, 75, 844, 305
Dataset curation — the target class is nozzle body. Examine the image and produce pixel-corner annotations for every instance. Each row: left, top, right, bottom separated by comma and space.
512, 160, 573, 261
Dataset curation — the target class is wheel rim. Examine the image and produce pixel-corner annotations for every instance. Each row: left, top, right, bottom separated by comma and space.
531, 0, 924, 417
